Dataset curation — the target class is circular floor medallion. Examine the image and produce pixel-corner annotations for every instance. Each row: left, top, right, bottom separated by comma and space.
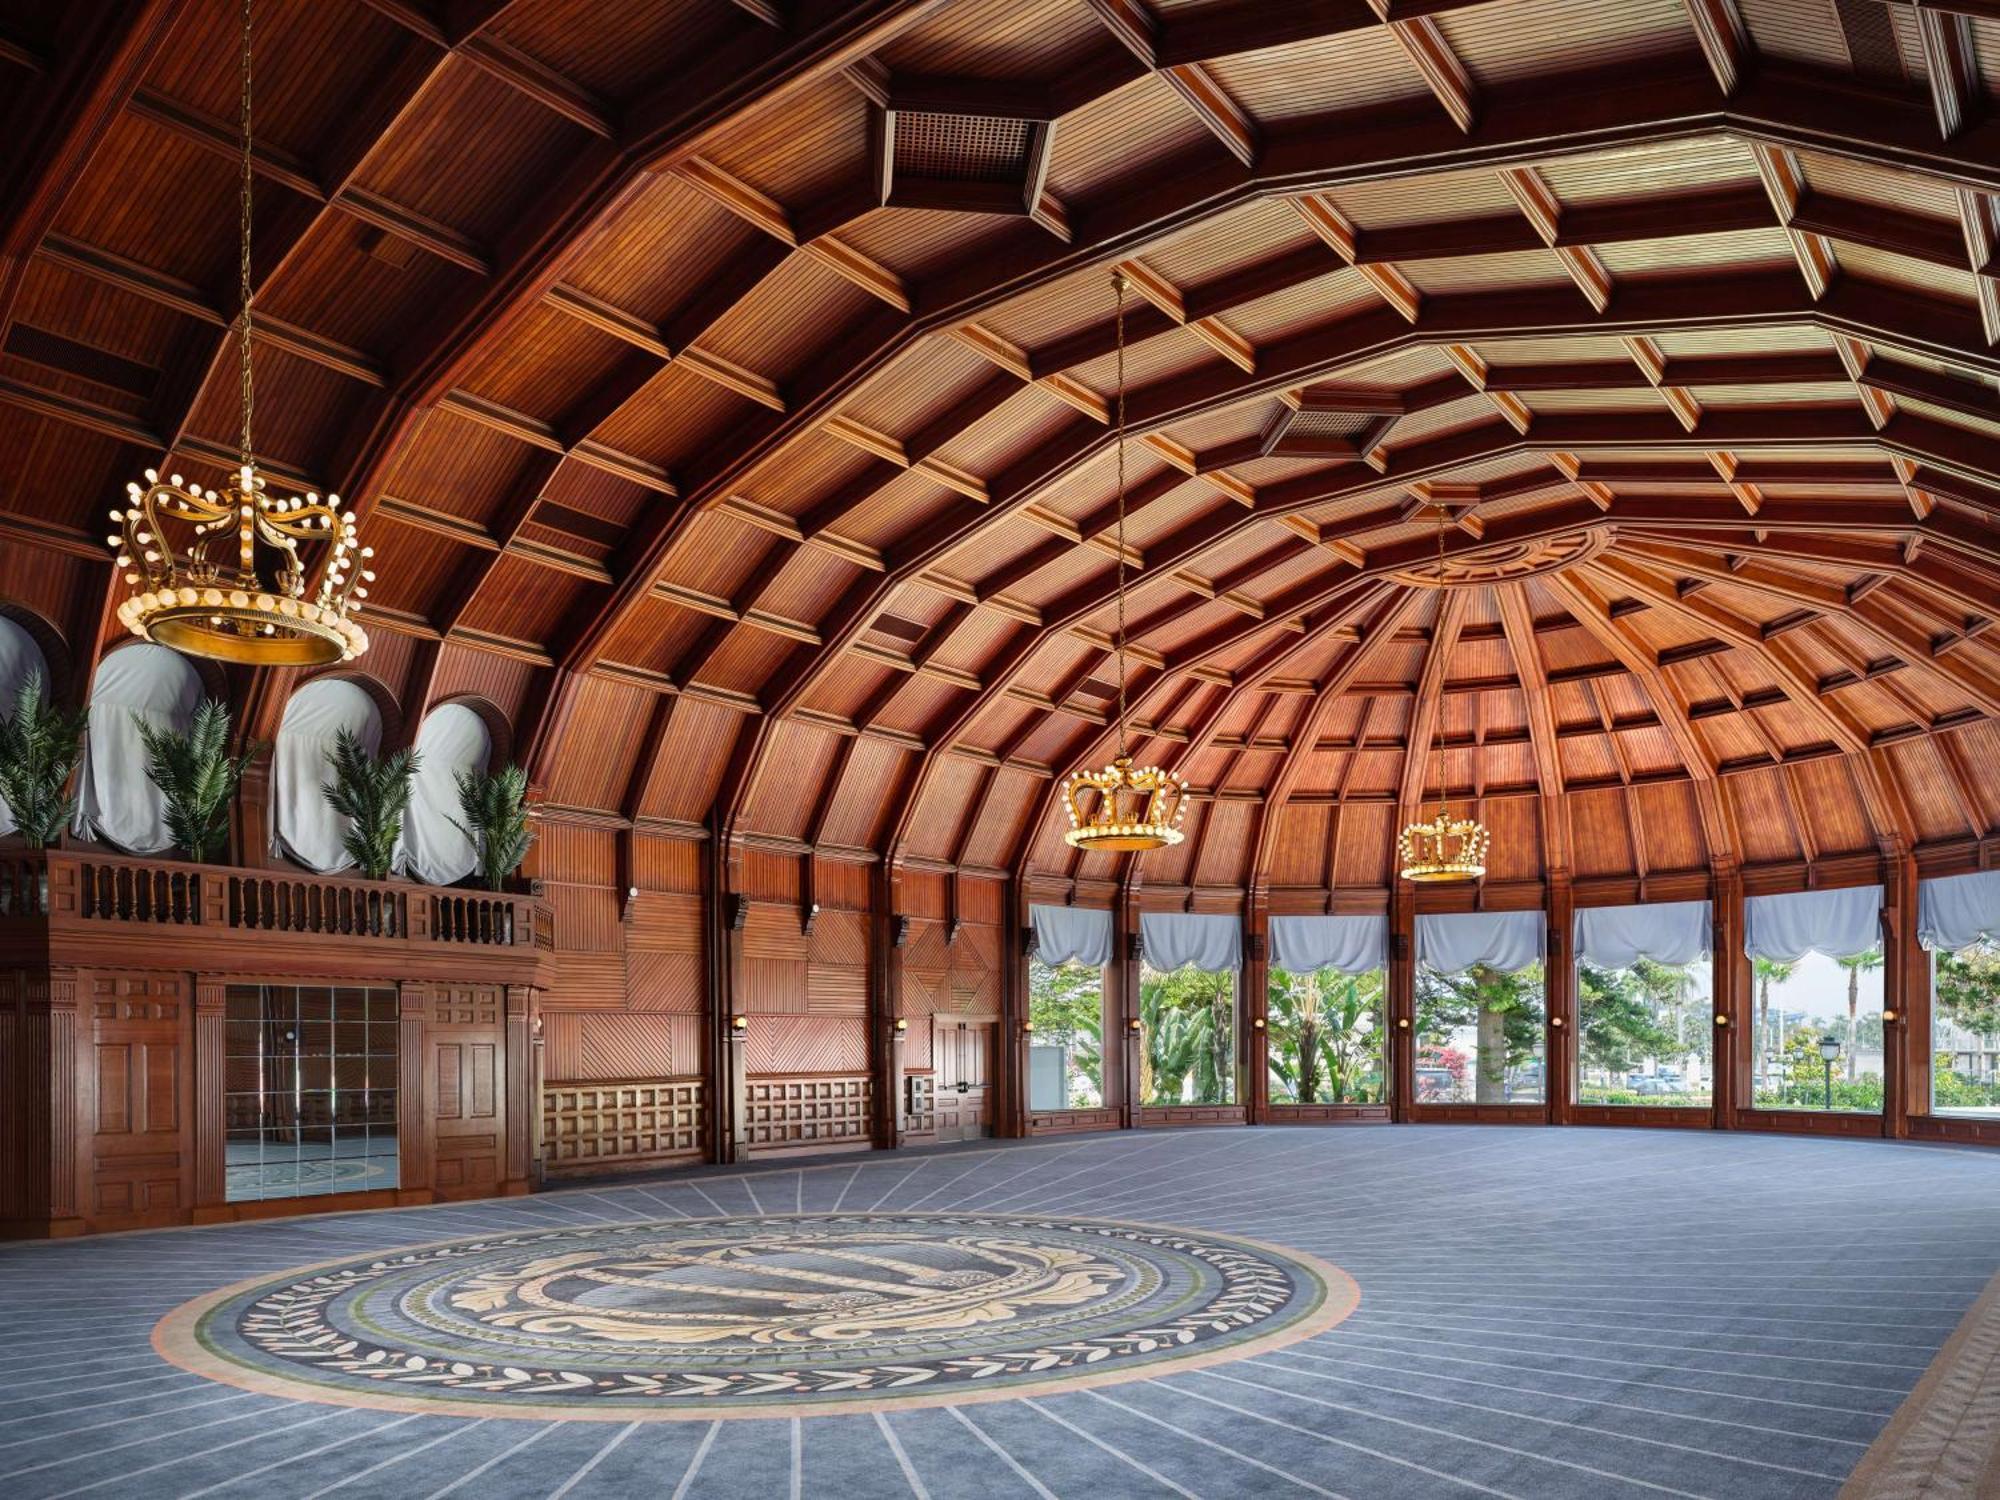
154, 1212, 1355, 1418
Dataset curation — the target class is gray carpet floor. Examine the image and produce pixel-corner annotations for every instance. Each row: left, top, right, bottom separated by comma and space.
5, 1125, 2000, 1499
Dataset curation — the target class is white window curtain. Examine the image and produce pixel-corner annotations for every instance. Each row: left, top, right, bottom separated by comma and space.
1918, 870, 2000, 953
1417, 910, 1544, 974
73, 643, 202, 854
1743, 885, 1882, 961
1140, 911, 1242, 973
1030, 903, 1112, 969
1574, 900, 1711, 969
1270, 914, 1387, 974
0, 618, 50, 837
272, 678, 383, 873
395, 703, 490, 886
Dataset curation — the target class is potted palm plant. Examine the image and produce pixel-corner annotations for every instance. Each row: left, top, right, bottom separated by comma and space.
135, 698, 260, 862
0, 673, 89, 851
451, 763, 534, 892
321, 728, 419, 879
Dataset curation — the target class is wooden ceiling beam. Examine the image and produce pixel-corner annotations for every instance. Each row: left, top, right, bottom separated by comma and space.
1543, 569, 1738, 863
0, 0, 191, 357
1495, 581, 1570, 872
1247, 589, 1426, 890
541, 64, 2000, 762
1913, 4, 1983, 139
1680, 0, 1753, 95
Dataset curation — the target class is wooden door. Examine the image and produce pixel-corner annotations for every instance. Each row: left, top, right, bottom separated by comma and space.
80, 973, 190, 1228
933, 1019, 993, 1142
429, 984, 506, 1198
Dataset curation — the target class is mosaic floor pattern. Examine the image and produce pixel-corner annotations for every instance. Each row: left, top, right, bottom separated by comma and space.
7, 1127, 2000, 1499
155, 1212, 1348, 1416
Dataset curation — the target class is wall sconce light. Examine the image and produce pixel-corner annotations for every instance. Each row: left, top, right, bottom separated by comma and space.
1714, 1012, 1729, 1026
1549, 1015, 1565, 1029
1127, 1018, 1143, 1034
1395, 1017, 1411, 1030
730, 1014, 748, 1033
1882, 1008, 1898, 1023
1251, 1016, 1265, 1030
1020, 1021, 1035, 1036
891, 1017, 908, 1035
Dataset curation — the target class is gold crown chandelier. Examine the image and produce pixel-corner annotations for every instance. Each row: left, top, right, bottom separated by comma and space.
1397, 501, 1490, 882
106, 0, 371, 667
1061, 270, 1188, 853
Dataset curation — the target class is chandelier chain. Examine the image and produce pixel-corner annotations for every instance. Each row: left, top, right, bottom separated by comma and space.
237, 0, 255, 472
1433, 500, 1447, 815
1112, 269, 1129, 764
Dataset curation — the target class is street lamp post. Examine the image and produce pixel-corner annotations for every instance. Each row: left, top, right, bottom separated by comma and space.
1817, 1034, 1841, 1111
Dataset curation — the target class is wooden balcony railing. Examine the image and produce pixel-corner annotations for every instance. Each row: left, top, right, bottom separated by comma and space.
0, 848, 550, 953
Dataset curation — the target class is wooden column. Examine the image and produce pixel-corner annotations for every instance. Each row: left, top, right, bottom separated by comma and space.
396, 981, 431, 1198
231, 762, 272, 871
1882, 846, 1919, 1139
872, 866, 907, 1150
703, 810, 744, 1164
1000, 881, 1028, 1138
1117, 900, 1142, 1125
1545, 874, 1576, 1126
1243, 901, 1270, 1124
191, 976, 227, 1213
1711, 864, 1744, 1128
503, 984, 534, 1192
1389, 883, 1416, 1122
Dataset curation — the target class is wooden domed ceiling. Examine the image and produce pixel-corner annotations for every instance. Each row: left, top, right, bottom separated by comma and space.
6, 0, 2000, 898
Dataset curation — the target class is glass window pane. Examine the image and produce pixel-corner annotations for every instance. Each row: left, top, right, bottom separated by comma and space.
1027, 958, 1105, 1111
1749, 950, 1884, 1113
1268, 967, 1386, 1104
1932, 941, 2000, 1118
1139, 966, 1236, 1105
1416, 961, 1545, 1103
1576, 956, 1712, 1106
225, 984, 400, 1202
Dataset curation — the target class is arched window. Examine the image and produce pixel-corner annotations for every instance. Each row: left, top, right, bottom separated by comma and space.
0, 616, 51, 838
74, 643, 203, 854
272, 678, 384, 873
396, 701, 492, 886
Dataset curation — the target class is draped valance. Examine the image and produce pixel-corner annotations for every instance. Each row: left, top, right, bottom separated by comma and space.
396, 703, 491, 886
1139, 911, 1241, 973
1574, 900, 1711, 969
1917, 870, 2000, 954
1030, 903, 1113, 968
0, 618, 49, 837
1743, 885, 1882, 961
1417, 910, 1544, 975
1270, 914, 1387, 975
272, 678, 383, 873
74, 643, 202, 854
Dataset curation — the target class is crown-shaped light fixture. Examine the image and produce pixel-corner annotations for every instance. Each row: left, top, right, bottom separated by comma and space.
106, 0, 372, 667
1398, 501, 1489, 881
1062, 271, 1187, 852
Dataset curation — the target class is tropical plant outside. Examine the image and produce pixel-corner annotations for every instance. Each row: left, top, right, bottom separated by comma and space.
1576, 957, 1712, 1106
0, 673, 88, 848
1266, 966, 1386, 1104
1933, 940, 2000, 1114
134, 699, 260, 863
1415, 962, 1545, 1103
1749, 949, 1886, 1113
321, 728, 420, 879
1026, 957, 1104, 1108
1139, 966, 1234, 1105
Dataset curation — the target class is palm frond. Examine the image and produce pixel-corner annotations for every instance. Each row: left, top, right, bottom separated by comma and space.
449, 763, 534, 890
135, 699, 260, 862
322, 728, 420, 879
0, 673, 89, 848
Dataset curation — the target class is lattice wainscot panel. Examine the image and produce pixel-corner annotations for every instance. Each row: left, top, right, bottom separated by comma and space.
744, 1075, 873, 1150
541, 1078, 703, 1177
